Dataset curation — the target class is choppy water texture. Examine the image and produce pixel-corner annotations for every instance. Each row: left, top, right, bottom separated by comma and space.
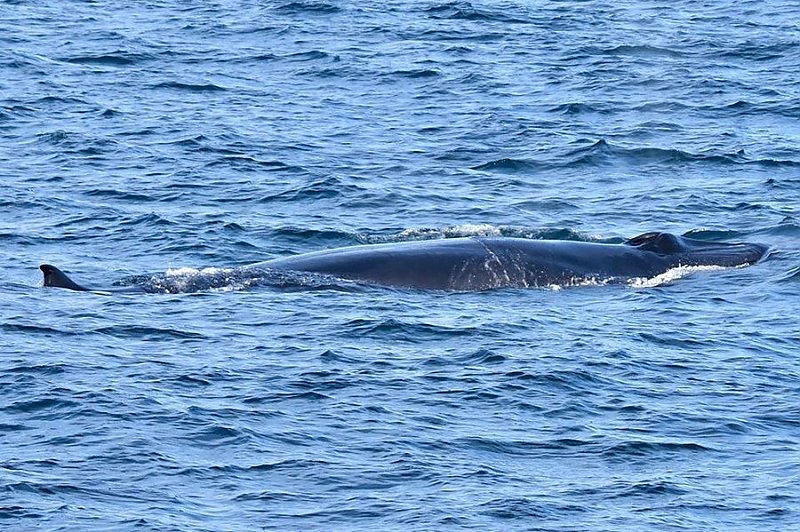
2, 1, 800, 530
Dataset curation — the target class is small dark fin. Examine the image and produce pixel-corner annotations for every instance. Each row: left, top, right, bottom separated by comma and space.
624, 232, 684, 254
40, 264, 89, 291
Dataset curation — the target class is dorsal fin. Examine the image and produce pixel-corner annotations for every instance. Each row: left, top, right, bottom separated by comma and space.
624, 232, 684, 254
40, 264, 89, 291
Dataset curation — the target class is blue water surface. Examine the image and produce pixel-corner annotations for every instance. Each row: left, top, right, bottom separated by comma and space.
2, 1, 799, 530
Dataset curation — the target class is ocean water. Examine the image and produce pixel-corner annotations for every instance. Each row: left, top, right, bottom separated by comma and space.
2, 0, 800, 530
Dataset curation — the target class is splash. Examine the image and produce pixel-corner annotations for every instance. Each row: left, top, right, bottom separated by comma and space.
148, 266, 253, 293
628, 264, 727, 288
143, 266, 364, 294
397, 223, 503, 240
165, 266, 224, 276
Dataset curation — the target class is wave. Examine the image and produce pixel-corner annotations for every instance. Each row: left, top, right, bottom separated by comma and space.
274, 1, 341, 15
767, 220, 800, 236
118, 213, 175, 228
602, 440, 713, 459
778, 266, 800, 282
258, 176, 367, 203
574, 44, 684, 59
84, 189, 158, 203
424, 1, 532, 24
205, 156, 305, 173
94, 325, 207, 340
682, 228, 751, 240
472, 139, 800, 173
766, 177, 800, 189
456, 348, 507, 365
282, 50, 332, 62
548, 102, 613, 115
714, 41, 800, 62
481, 498, 590, 520
61, 51, 154, 67
362, 224, 599, 244
471, 158, 545, 172
382, 68, 441, 79
1, 323, 85, 336
5, 397, 80, 414
152, 81, 227, 92
338, 318, 476, 343
452, 436, 597, 457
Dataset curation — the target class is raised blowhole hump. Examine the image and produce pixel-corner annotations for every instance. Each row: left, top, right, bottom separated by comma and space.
624, 232, 684, 254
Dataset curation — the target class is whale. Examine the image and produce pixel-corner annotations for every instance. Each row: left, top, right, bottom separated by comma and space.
40, 232, 769, 293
